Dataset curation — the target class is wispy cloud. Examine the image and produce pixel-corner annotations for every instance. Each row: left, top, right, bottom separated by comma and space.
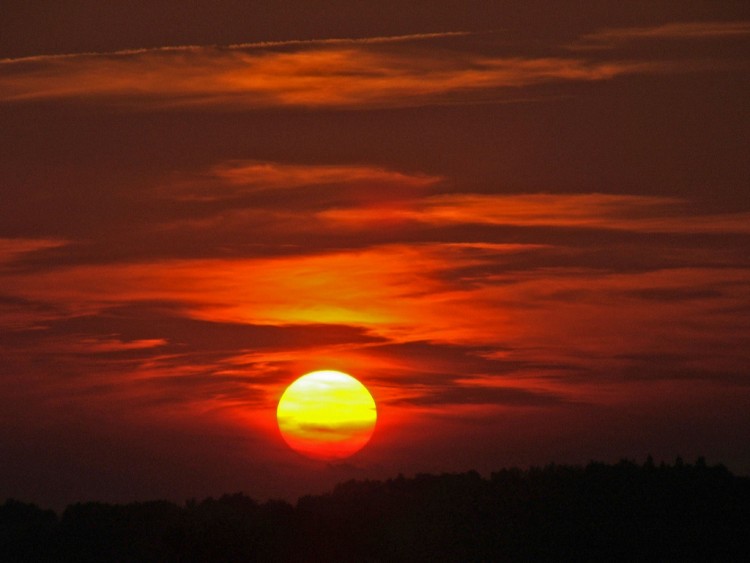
0, 238, 68, 265
59, 337, 168, 354
169, 161, 440, 201
5, 23, 743, 110
0, 39, 660, 108
572, 21, 750, 49
320, 193, 750, 234
0, 31, 475, 64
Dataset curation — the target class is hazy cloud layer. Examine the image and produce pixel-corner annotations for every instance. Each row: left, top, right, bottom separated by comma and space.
3, 156, 749, 413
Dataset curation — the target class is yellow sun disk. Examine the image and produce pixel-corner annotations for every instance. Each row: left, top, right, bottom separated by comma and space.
277, 370, 377, 459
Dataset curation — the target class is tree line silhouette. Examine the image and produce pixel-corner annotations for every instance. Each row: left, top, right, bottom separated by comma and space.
2, 458, 749, 561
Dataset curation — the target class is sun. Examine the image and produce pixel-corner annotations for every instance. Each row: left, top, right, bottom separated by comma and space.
276, 370, 377, 460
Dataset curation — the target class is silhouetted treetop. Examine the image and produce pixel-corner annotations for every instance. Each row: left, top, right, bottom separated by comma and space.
2, 457, 748, 562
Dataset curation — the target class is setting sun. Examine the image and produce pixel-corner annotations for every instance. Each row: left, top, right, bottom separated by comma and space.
276, 370, 377, 460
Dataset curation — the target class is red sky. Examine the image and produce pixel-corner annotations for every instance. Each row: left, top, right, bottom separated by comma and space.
2, 1, 749, 508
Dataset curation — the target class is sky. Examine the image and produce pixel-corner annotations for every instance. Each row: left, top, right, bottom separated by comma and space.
1, 1, 749, 509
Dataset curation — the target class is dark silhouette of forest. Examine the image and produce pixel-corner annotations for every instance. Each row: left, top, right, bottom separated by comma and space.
2, 458, 749, 562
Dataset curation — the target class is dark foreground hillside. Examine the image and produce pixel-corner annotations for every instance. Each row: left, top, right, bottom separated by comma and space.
2, 458, 749, 562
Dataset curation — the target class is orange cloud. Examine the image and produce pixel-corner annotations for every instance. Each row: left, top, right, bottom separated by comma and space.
3, 236, 748, 426
321, 193, 750, 234
6, 238, 747, 357
154, 161, 750, 249
0, 40, 661, 108
0, 243, 538, 341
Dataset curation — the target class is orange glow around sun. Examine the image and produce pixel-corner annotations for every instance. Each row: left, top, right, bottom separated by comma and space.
276, 370, 377, 460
